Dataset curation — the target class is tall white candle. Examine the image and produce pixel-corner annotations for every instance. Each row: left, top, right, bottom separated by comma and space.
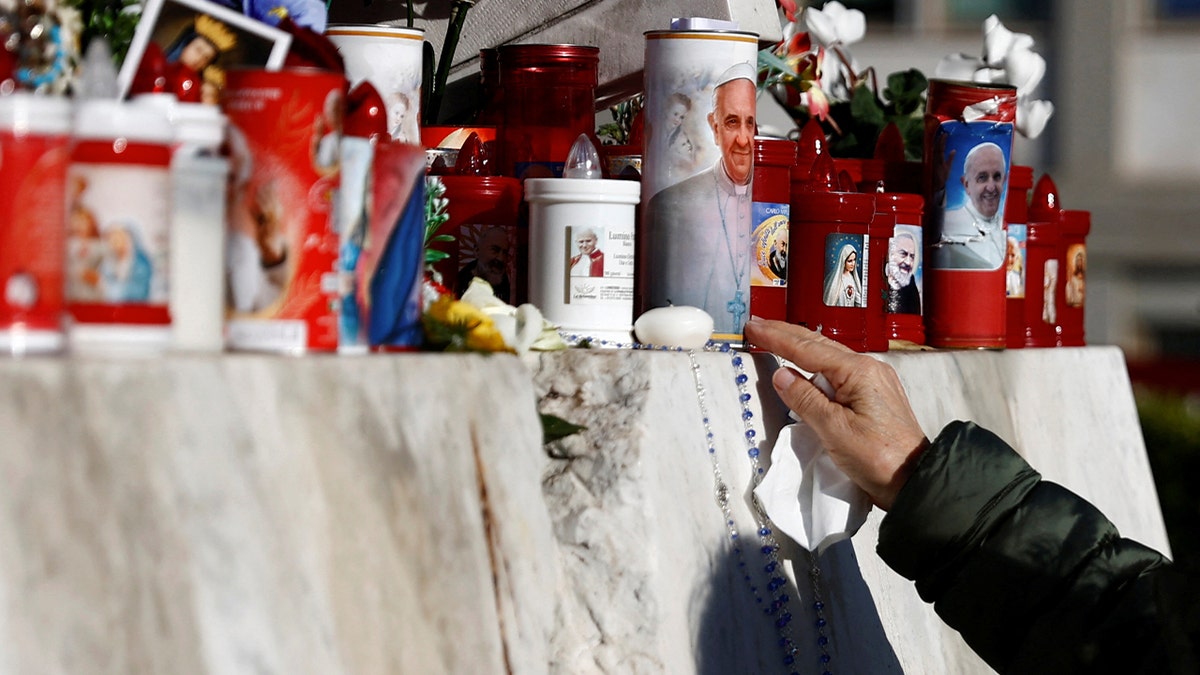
170, 155, 230, 352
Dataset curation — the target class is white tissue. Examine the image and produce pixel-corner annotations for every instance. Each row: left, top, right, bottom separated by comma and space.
754, 373, 872, 554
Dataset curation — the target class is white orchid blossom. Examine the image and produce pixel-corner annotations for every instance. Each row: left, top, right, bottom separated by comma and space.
935, 53, 981, 82
803, 1, 867, 101
1016, 98, 1055, 140
460, 278, 566, 354
804, 1, 865, 48
935, 14, 1055, 138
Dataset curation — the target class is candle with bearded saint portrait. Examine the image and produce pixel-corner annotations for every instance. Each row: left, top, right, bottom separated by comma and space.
637, 27, 758, 345
876, 191, 926, 346
923, 79, 1016, 349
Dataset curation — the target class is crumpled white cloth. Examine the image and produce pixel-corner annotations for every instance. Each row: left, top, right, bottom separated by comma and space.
962, 99, 1002, 122
754, 373, 872, 554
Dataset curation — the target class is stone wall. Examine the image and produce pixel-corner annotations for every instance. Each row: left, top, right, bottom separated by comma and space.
0, 347, 1168, 673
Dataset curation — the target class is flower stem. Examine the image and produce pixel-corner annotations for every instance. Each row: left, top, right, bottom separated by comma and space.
426, 0, 474, 126
833, 45, 858, 89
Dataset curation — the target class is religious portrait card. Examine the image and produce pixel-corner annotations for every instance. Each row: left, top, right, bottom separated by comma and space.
116, 0, 292, 101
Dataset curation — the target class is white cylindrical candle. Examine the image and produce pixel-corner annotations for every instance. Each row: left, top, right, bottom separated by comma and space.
170, 155, 230, 352
326, 24, 424, 144
67, 98, 174, 355
526, 177, 640, 344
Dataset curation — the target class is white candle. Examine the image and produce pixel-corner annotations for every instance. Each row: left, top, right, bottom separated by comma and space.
633, 306, 714, 350
525, 174, 640, 345
170, 155, 230, 352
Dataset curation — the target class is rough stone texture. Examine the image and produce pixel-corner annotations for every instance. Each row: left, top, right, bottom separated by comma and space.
0, 354, 538, 675
0, 347, 1169, 674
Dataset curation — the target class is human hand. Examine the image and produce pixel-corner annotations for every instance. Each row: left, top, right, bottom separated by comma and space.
744, 317, 929, 510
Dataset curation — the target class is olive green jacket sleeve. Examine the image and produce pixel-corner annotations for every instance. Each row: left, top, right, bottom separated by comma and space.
877, 421, 1198, 674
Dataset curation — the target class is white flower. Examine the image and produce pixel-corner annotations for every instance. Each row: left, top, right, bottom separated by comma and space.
1017, 98, 1054, 140
804, 1, 865, 48
801, 2, 867, 101
981, 14, 1020, 68
935, 14, 1054, 138
1002, 44, 1046, 94
460, 278, 566, 355
935, 53, 982, 81
460, 277, 511, 312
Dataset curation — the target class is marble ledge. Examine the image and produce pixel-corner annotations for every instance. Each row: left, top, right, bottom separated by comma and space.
0, 346, 1168, 674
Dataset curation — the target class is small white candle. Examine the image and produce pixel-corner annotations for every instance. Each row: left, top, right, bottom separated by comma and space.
633, 306, 714, 350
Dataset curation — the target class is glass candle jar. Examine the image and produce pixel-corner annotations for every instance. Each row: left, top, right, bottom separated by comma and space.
496, 44, 599, 179
923, 79, 1017, 349
0, 94, 72, 356
750, 136, 796, 322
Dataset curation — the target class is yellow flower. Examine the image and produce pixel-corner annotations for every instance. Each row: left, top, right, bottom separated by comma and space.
427, 294, 480, 325
423, 295, 514, 353
464, 320, 510, 352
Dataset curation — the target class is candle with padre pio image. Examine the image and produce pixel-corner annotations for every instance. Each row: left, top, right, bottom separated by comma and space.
750, 136, 796, 324
923, 79, 1017, 349
637, 27, 759, 345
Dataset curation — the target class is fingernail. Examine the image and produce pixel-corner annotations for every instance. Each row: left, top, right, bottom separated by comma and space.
773, 366, 800, 390
747, 315, 764, 326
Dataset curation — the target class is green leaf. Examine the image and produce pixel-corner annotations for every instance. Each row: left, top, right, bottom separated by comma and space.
850, 85, 886, 127
597, 122, 623, 145
884, 69, 928, 116
894, 116, 926, 162
541, 413, 587, 444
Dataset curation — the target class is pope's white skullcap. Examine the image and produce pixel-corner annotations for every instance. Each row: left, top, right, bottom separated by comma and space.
714, 62, 757, 89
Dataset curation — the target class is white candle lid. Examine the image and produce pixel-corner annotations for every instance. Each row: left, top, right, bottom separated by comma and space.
133, 94, 228, 150
170, 103, 227, 150
73, 98, 173, 144
524, 177, 641, 205
0, 93, 72, 135
325, 24, 425, 39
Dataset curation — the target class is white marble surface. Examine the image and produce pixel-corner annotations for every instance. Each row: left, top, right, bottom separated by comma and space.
0, 347, 1168, 674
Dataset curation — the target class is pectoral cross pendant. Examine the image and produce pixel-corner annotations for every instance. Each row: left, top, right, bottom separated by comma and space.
727, 289, 747, 329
